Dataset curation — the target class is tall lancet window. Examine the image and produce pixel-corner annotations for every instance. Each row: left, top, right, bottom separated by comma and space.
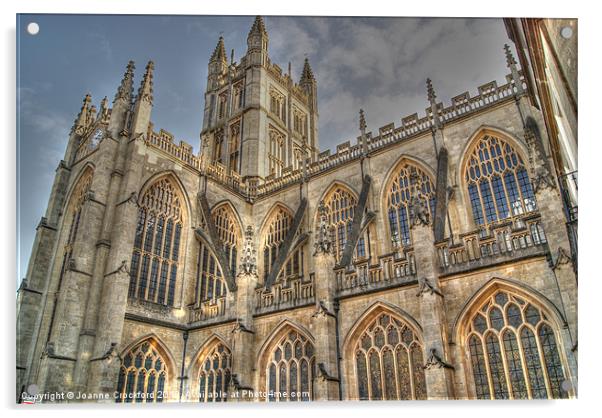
196, 204, 240, 302
385, 162, 436, 249
353, 312, 426, 400
464, 134, 537, 227
58, 168, 93, 290
229, 122, 241, 174
465, 289, 568, 399
269, 127, 285, 177
116, 340, 167, 403
262, 206, 304, 282
321, 186, 369, 262
198, 342, 232, 402
129, 177, 184, 306
266, 330, 315, 402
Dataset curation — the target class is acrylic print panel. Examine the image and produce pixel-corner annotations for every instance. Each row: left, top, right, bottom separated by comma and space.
16, 14, 577, 403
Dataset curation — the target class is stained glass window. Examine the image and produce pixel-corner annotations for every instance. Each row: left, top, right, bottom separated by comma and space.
465, 289, 567, 399
266, 330, 315, 401
354, 312, 426, 400
129, 178, 183, 306
464, 134, 537, 228
385, 162, 436, 249
116, 340, 168, 403
198, 342, 232, 402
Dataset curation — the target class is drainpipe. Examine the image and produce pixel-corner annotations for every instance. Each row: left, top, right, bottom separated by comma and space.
334, 300, 343, 400
178, 330, 189, 402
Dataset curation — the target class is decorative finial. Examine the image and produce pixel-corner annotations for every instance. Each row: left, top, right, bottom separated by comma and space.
359, 109, 366, 133
300, 57, 315, 83
249, 16, 267, 37
504, 44, 517, 67
99, 96, 109, 123
210, 36, 227, 62
73, 93, 92, 135
426, 78, 436, 103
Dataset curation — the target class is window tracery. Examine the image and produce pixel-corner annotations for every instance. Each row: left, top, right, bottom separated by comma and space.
465, 289, 568, 399
129, 178, 183, 306
464, 134, 537, 228
116, 340, 167, 403
385, 162, 436, 248
268, 127, 286, 177
198, 342, 232, 402
262, 206, 304, 282
196, 204, 240, 302
266, 330, 315, 401
353, 312, 426, 400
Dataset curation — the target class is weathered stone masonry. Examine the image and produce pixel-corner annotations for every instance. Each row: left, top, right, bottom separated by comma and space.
17, 16, 577, 402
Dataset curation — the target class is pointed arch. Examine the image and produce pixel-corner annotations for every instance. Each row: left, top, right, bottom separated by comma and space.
313, 181, 368, 262
137, 170, 192, 223
459, 127, 536, 228
342, 301, 426, 400
63, 163, 95, 212
188, 333, 233, 402
257, 319, 316, 402
257, 201, 295, 240
455, 277, 571, 399
379, 155, 437, 250
259, 203, 304, 284
116, 334, 176, 403
129, 172, 189, 306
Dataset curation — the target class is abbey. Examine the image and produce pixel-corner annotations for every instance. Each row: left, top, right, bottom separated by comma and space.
17, 17, 577, 402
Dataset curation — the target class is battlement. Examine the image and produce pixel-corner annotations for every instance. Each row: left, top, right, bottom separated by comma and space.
142, 71, 526, 200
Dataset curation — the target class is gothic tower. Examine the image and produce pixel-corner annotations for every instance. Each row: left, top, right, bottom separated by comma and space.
200, 16, 319, 182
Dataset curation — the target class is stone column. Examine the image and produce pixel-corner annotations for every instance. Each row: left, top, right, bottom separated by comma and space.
410, 195, 455, 399
309, 203, 340, 400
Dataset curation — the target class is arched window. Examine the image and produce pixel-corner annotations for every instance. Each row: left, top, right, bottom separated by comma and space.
464, 134, 537, 227
353, 312, 426, 400
321, 186, 369, 261
116, 340, 168, 403
266, 330, 315, 401
196, 204, 240, 302
262, 206, 304, 282
129, 178, 184, 306
213, 129, 224, 164
385, 162, 436, 248
269, 127, 285, 177
229, 122, 240, 173
465, 289, 568, 399
58, 168, 93, 291
198, 342, 232, 402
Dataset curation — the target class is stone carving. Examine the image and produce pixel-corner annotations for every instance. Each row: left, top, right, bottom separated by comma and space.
231, 320, 252, 334
552, 247, 572, 271
317, 362, 338, 381
41, 342, 56, 359
409, 171, 431, 226
525, 125, 555, 193
416, 277, 443, 297
67, 257, 77, 271
117, 260, 130, 276
239, 225, 257, 275
311, 300, 333, 319
423, 348, 454, 370
314, 200, 333, 255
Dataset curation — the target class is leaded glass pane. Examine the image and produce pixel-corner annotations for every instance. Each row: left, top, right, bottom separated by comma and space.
539, 324, 567, 399
411, 344, 427, 400
383, 349, 397, 400
396, 347, 411, 400
506, 303, 523, 328
485, 333, 509, 399
469, 335, 490, 399
488, 307, 505, 331
503, 330, 528, 399
525, 305, 541, 326
369, 351, 383, 400
521, 327, 547, 399
473, 314, 487, 334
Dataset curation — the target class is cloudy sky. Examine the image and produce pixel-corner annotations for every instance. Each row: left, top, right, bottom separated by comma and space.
16, 14, 516, 283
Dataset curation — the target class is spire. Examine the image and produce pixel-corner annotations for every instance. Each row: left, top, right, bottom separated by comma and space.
73, 93, 92, 135
300, 57, 315, 83
248, 16, 267, 38
114, 60, 135, 104
137, 60, 154, 105
504, 43, 524, 94
210, 36, 227, 63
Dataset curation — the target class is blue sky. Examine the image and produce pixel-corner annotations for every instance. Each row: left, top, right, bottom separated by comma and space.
16, 14, 515, 284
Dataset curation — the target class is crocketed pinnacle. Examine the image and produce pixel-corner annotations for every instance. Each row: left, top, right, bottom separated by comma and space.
248, 15, 267, 37
300, 57, 315, 83
210, 36, 227, 62
504, 43, 517, 67
426, 78, 436, 103
137, 60, 154, 104
114, 60, 135, 103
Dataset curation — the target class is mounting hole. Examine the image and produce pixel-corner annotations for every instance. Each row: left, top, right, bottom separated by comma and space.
560, 26, 573, 39
26, 22, 40, 35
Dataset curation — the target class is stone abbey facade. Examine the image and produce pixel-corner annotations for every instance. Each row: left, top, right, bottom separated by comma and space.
17, 17, 578, 402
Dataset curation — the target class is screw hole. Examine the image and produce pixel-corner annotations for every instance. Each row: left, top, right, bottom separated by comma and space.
26, 22, 40, 35
560, 26, 573, 39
